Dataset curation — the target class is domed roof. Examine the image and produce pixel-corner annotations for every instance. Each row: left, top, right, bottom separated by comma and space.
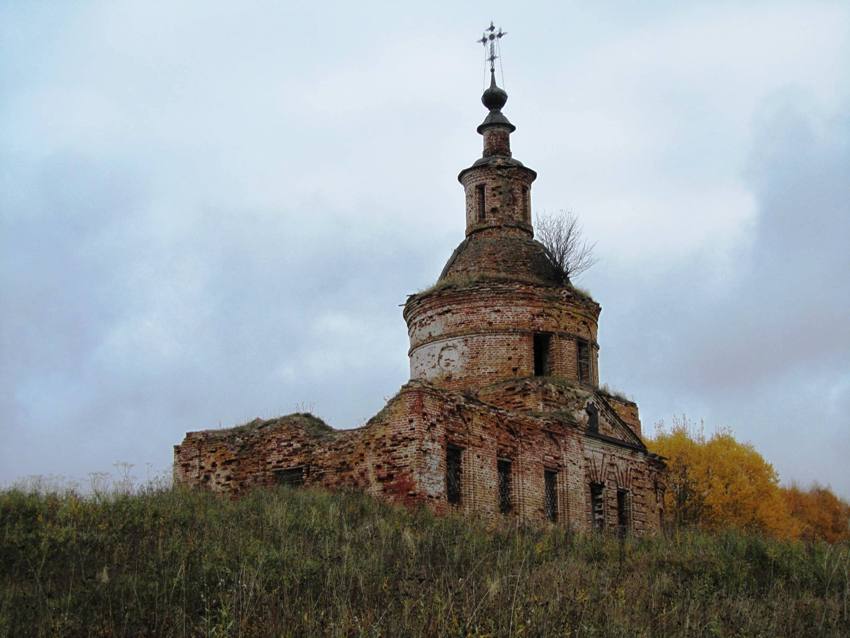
481, 80, 508, 111
438, 231, 564, 287
477, 73, 516, 134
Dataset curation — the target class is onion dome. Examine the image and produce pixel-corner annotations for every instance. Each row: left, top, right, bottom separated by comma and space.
481, 74, 508, 110
477, 72, 515, 134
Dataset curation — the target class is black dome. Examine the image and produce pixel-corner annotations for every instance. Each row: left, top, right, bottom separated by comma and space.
482, 83, 508, 111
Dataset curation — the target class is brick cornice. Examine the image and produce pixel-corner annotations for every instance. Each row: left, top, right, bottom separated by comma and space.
407, 328, 600, 357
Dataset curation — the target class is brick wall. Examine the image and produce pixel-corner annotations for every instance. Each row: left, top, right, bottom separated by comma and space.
175, 382, 664, 535
406, 282, 600, 390
605, 395, 642, 438
460, 163, 536, 236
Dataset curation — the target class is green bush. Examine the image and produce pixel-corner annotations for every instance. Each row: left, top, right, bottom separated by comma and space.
1, 486, 847, 637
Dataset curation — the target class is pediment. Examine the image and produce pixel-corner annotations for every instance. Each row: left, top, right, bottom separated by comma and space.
583, 394, 645, 450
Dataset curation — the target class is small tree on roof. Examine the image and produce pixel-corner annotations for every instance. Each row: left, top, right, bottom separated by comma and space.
535, 210, 597, 283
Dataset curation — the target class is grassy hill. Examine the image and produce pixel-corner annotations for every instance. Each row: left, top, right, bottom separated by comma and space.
1, 486, 848, 637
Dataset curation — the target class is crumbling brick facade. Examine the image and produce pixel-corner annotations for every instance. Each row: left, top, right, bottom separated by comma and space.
175, 71, 666, 535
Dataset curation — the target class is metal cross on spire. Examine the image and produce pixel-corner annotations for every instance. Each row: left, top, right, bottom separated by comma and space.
477, 21, 507, 78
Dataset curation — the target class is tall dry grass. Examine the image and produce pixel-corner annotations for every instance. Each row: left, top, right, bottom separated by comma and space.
1, 484, 848, 637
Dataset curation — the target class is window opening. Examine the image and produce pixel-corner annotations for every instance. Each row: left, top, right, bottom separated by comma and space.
577, 339, 591, 384
476, 184, 486, 221
617, 489, 631, 537
521, 185, 529, 221
544, 469, 558, 522
498, 459, 513, 513
590, 482, 605, 531
275, 467, 305, 488
446, 445, 463, 505
533, 333, 551, 377
586, 402, 599, 433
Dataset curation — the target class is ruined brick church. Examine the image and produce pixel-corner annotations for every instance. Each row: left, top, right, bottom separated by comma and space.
175, 44, 666, 535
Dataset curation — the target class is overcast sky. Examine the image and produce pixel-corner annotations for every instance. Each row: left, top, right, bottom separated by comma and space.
2, 1, 848, 496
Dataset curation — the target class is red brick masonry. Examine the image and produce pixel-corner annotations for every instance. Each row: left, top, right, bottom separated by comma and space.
175, 379, 665, 533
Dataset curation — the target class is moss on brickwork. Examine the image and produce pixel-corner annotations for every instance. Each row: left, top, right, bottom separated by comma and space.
189, 412, 336, 440
290, 413, 337, 437
438, 234, 561, 286
413, 272, 592, 299
598, 384, 634, 404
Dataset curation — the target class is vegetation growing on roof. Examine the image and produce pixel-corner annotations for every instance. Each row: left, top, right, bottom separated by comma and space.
359, 389, 407, 428
409, 272, 595, 303
290, 412, 337, 437
195, 412, 336, 439
599, 383, 634, 403
535, 210, 598, 283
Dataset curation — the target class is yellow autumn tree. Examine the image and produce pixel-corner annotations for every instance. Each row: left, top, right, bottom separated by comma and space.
648, 418, 798, 539
782, 483, 850, 543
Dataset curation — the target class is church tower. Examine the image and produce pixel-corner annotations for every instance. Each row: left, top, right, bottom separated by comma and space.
404, 56, 601, 396
175, 24, 665, 535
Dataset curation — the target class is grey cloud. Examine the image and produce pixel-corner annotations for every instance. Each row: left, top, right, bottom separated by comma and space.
595, 96, 850, 495
0, 144, 437, 484
2, 2, 849, 498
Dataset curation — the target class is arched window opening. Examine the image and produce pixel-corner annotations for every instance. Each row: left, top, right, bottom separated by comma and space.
533, 333, 552, 376
617, 489, 631, 537
590, 482, 605, 531
275, 466, 305, 487
498, 459, 513, 513
476, 184, 486, 221
446, 445, 463, 505
577, 339, 591, 383
521, 185, 529, 221
544, 469, 558, 522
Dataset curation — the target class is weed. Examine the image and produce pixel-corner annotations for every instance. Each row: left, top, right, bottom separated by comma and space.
0, 486, 847, 637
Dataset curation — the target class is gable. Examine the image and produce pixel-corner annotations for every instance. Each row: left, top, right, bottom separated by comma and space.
583, 394, 646, 451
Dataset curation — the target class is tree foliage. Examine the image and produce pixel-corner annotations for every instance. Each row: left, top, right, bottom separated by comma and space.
648, 417, 850, 542
783, 483, 850, 544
